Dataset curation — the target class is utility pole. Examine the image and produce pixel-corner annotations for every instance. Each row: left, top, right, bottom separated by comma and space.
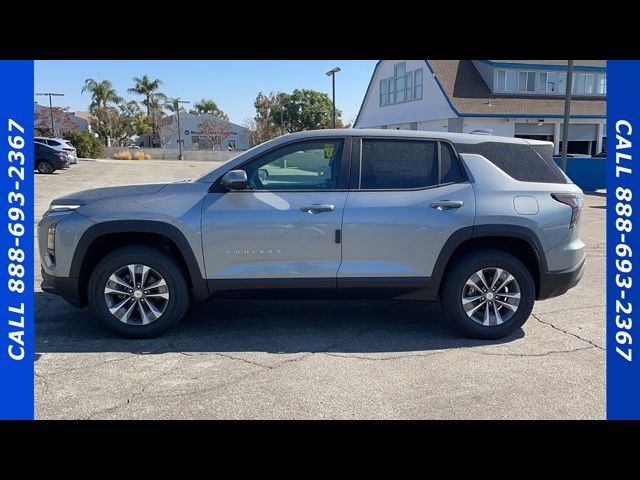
325, 67, 341, 128
279, 93, 285, 134
35, 92, 64, 137
560, 60, 574, 173
168, 99, 190, 160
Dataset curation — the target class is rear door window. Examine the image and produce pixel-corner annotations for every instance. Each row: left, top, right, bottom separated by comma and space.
360, 139, 438, 189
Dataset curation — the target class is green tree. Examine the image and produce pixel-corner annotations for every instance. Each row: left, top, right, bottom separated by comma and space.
255, 89, 342, 134
81, 79, 121, 111
190, 98, 229, 120
63, 131, 104, 158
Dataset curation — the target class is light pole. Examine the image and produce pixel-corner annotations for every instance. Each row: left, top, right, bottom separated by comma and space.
560, 60, 574, 173
35, 92, 64, 136
325, 67, 341, 128
167, 99, 190, 160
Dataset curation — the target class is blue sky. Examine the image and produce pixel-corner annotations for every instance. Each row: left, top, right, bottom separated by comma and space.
34, 60, 378, 125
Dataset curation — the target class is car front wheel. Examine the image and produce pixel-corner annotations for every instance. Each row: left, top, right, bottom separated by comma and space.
88, 245, 190, 338
441, 249, 535, 339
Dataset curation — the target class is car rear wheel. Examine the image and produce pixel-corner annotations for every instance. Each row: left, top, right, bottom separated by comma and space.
88, 245, 190, 338
36, 160, 54, 174
441, 249, 535, 339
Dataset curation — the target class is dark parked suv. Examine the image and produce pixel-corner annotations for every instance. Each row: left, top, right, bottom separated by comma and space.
35, 142, 70, 174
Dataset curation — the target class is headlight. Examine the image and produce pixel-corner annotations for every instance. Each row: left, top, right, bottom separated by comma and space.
45, 204, 83, 216
47, 224, 56, 258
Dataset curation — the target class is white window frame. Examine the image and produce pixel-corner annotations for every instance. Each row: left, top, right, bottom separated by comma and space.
380, 62, 424, 106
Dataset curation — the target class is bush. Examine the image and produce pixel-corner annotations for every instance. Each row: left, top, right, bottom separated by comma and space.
132, 151, 149, 160
112, 151, 132, 160
62, 131, 104, 159
111, 151, 150, 160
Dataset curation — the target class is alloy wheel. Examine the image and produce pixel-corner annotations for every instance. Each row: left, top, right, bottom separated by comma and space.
461, 267, 521, 326
103, 264, 170, 325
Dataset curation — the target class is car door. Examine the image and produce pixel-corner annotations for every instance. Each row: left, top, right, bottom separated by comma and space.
201, 137, 351, 285
338, 137, 475, 281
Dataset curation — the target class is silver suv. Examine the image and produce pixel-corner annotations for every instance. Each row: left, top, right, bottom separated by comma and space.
38, 129, 585, 339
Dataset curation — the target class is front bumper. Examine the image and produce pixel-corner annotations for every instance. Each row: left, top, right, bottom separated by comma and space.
41, 268, 83, 308
537, 257, 586, 300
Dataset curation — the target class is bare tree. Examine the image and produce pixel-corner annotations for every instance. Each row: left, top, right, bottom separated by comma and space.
197, 119, 233, 150
244, 117, 278, 147
155, 115, 177, 148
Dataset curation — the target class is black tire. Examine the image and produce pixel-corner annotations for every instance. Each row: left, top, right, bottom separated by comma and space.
441, 249, 535, 339
88, 245, 190, 338
36, 160, 54, 174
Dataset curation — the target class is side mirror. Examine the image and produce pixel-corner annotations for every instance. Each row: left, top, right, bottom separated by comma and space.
220, 170, 248, 190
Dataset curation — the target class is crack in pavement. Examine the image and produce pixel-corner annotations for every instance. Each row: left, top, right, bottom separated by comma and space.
323, 344, 598, 362
323, 350, 449, 362
533, 314, 605, 350
474, 346, 596, 357
179, 351, 273, 370
533, 304, 604, 316
83, 359, 180, 420
141, 352, 318, 402
41, 355, 138, 377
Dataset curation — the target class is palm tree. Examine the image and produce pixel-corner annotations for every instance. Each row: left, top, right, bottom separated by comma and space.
165, 97, 187, 113
190, 98, 229, 120
128, 75, 166, 147
81, 79, 121, 111
128, 74, 164, 118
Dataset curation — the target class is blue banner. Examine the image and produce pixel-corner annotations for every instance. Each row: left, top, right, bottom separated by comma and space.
0, 60, 34, 420
607, 60, 640, 419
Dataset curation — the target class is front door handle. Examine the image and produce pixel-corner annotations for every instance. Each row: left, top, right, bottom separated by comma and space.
301, 204, 335, 214
431, 200, 464, 210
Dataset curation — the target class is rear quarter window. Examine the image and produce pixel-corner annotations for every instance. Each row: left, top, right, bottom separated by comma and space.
440, 142, 466, 184
454, 141, 567, 184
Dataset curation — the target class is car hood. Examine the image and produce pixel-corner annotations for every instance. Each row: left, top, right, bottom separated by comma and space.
50, 183, 169, 205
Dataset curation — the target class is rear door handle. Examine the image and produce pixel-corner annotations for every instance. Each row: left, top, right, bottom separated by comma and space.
431, 200, 464, 210
301, 204, 335, 214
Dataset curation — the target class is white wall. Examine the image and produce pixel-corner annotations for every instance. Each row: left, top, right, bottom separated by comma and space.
461, 118, 515, 137
354, 60, 456, 128
419, 119, 449, 132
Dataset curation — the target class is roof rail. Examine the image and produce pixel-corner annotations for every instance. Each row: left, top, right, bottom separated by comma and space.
470, 129, 493, 135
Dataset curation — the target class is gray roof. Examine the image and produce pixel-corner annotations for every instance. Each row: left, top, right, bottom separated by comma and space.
429, 60, 606, 117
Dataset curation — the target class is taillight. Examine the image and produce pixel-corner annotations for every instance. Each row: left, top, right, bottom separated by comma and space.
63, 148, 74, 152
552, 193, 584, 228
55, 152, 66, 158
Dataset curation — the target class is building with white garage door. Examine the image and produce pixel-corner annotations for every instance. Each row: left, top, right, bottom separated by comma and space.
354, 60, 606, 156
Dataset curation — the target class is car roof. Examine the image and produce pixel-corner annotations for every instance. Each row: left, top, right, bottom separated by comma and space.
276, 128, 552, 146
35, 137, 69, 142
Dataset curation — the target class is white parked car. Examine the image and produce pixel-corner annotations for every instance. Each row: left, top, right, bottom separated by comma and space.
35, 137, 78, 164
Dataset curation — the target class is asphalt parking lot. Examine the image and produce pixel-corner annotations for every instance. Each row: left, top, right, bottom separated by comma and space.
34, 159, 606, 419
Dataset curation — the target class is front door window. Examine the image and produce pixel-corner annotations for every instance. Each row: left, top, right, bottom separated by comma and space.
241, 140, 344, 190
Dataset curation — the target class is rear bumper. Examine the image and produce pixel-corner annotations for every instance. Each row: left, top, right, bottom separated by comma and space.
537, 257, 586, 300
41, 268, 83, 308
53, 158, 70, 169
